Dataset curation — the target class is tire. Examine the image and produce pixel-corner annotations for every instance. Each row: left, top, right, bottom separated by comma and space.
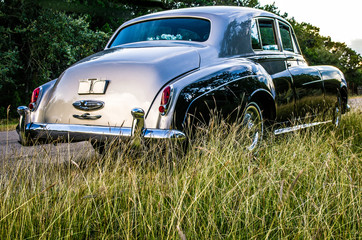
91, 141, 106, 155
241, 102, 264, 151
332, 95, 342, 128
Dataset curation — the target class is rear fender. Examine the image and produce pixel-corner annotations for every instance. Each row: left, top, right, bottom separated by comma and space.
29, 79, 57, 123
315, 66, 348, 113
169, 60, 275, 130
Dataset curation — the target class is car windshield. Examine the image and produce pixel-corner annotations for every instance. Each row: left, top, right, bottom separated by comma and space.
109, 18, 211, 47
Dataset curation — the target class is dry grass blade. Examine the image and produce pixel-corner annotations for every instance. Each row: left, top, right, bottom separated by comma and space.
177, 225, 186, 240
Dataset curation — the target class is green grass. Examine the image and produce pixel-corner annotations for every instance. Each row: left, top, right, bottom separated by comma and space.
0, 110, 360, 239
0, 119, 18, 131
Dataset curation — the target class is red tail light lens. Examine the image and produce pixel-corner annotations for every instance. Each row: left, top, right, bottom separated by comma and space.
161, 86, 171, 105
159, 86, 172, 115
29, 87, 40, 110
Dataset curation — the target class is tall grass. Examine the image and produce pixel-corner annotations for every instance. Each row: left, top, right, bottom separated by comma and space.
0, 110, 360, 239
0, 106, 17, 131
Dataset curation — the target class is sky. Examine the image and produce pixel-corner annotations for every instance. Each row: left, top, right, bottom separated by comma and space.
258, 0, 362, 55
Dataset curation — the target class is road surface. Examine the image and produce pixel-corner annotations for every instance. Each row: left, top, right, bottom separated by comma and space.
0, 130, 95, 163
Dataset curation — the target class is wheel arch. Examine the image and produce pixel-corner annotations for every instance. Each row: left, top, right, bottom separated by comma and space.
249, 89, 276, 123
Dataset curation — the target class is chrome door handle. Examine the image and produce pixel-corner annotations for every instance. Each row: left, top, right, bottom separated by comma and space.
73, 113, 102, 120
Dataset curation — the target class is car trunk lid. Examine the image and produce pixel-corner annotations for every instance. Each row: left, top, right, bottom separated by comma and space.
42, 46, 200, 127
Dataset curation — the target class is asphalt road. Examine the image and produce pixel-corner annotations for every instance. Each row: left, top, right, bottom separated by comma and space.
1, 98, 361, 162
0, 130, 95, 163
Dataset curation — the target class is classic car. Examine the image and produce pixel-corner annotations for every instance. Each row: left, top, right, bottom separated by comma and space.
17, 6, 350, 151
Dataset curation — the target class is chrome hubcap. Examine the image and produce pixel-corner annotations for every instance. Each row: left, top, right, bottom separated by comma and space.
334, 105, 340, 126
333, 97, 341, 127
242, 104, 263, 151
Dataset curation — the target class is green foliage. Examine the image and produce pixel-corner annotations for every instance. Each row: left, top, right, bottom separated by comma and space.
291, 21, 362, 93
0, 1, 112, 118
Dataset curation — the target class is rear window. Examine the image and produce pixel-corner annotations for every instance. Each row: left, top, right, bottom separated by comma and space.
109, 18, 211, 47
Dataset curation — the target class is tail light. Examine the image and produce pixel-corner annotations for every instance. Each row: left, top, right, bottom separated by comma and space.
29, 87, 41, 110
159, 86, 172, 115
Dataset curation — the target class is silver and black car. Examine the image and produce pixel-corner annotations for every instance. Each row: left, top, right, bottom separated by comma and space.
17, 6, 349, 150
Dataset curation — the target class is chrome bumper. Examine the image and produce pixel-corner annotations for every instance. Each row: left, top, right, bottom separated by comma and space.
17, 106, 186, 145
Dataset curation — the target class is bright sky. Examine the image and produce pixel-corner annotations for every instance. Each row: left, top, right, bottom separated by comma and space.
258, 0, 362, 55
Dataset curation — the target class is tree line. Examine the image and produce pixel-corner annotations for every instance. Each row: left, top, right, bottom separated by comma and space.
1, 0, 361, 118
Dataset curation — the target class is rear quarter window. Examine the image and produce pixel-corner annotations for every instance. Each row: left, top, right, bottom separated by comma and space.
251, 18, 279, 51
279, 22, 294, 52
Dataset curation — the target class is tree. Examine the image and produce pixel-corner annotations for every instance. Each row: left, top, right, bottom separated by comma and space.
291, 20, 362, 93
0, 0, 111, 117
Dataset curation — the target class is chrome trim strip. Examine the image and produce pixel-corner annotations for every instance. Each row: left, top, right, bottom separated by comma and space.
302, 79, 324, 86
274, 120, 331, 135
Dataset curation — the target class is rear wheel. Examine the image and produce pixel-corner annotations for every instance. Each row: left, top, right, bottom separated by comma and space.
91, 141, 106, 155
242, 102, 264, 151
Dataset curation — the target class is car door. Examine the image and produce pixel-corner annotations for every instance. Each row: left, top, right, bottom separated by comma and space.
278, 21, 324, 120
249, 18, 296, 123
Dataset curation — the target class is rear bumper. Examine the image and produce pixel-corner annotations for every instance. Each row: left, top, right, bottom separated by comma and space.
17, 106, 186, 145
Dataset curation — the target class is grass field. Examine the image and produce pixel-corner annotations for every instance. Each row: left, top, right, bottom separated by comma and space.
0, 109, 360, 239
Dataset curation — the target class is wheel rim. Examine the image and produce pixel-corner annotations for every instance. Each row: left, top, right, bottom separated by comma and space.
242, 104, 263, 151
333, 97, 342, 127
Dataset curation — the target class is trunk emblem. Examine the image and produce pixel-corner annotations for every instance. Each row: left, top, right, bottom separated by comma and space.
78, 79, 109, 94
73, 100, 104, 111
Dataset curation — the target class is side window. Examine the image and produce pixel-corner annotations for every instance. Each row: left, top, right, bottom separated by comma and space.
251, 19, 262, 50
279, 22, 294, 52
258, 19, 278, 51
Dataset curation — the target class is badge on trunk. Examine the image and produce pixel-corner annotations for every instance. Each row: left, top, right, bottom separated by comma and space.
73, 100, 104, 111
78, 79, 109, 95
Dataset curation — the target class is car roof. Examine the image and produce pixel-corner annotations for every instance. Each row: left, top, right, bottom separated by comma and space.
124, 6, 279, 25
109, 6, 289, 57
